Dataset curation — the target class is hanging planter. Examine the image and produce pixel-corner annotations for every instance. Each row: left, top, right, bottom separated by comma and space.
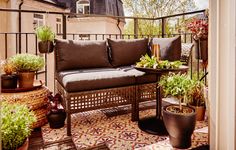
36, 25, 55, 53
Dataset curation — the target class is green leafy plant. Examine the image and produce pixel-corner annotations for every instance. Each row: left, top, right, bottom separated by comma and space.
136, 54, 183, 69
36, 25, 55, 42
9, 53, 44, 72
159, 73, 193, 112
1, 102, 36, 150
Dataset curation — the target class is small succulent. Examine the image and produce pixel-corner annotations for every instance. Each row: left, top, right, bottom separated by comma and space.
36, 25, 55, 42
9, 53, 44, 72
136, 54, 183, 69
1, 102, 36, 150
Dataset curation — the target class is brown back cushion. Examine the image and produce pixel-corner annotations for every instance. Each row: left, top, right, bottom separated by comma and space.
107, 38, 149, 67
55, 39, 111, 71
151, 36, 181, 61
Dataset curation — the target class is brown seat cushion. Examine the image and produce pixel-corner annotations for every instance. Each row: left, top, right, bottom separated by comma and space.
118, 66, 157, 84
54, 39, 111, 71
107, 38, 149, 67
151, 36, 181, 61
56, 68, 135, 92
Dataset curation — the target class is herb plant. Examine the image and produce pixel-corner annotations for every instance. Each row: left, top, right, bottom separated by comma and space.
136, 54, 183, 69
159, 73, 193, 112
10, 53, 45, 72
1, 102, 36, 150
36, 25, 55, 42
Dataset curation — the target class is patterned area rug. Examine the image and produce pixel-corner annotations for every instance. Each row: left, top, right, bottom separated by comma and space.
42, 107, 208, 150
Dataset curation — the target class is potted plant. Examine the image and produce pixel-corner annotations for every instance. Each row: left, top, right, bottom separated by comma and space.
1, 101, 36, 150
10, 53, 44, 88
188, 79, 206, 121
159, 73, 196, 149
47, 92, 66, 129
0, 60, 18, 89
36, 25, 55, 53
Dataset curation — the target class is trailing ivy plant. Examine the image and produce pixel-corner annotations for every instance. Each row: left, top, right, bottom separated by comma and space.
9, 53, 44, 72
159, 73, 193, 112
36, 25, 55, 42
1, 102, 36, 150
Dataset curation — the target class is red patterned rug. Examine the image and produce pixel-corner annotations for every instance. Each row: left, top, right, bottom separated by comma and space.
42, 107, 208, 150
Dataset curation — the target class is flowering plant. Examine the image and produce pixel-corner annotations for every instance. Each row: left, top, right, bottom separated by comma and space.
186, 18, 208, 40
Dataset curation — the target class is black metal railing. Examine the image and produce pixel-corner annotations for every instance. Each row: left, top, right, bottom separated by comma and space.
0, 8, 206, 88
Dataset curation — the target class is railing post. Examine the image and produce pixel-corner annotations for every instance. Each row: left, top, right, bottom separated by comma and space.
134, 18, 138, 39
161, 18, 166, 38
62, 14, 67, 39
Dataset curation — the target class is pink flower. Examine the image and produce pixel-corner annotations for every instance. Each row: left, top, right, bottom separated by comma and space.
186, 18, 208, 40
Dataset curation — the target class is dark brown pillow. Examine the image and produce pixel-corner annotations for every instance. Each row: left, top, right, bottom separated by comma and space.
55, 39, 111, 71
107, 38, 149, 67
151, 36, 181, 61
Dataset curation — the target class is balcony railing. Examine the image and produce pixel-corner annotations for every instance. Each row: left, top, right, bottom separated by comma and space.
0, 8, 206, 90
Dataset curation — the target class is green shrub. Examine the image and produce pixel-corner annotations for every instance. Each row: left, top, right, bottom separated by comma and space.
1, 102, 36, 150
36, 25, 55, 42
10, 53, 44, 72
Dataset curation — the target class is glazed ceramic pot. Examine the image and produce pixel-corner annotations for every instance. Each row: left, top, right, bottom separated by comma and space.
163, 104, 196, 149
1, 74, 18, 89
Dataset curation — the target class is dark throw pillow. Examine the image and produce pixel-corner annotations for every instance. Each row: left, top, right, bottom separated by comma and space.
151, 36, 181, 61
107, 38, 149, 67
55, 39, 111, 71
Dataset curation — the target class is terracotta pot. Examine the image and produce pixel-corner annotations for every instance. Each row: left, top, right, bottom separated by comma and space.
1, 74, 18, 89
17, 138, 29, 150
191, 105, 206, 121
38, 41, 54, 53
194, 39, 208, 61
162, 104, 196, 149
18, 72, 35, 88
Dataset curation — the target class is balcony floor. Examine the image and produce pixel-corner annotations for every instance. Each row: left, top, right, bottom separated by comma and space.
29, 101, 209, 150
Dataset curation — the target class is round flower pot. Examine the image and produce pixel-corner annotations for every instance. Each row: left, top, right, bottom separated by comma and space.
47, 109, 66, 129
38, 41, 54, 53
190, 105, 206, 121
18, 72, 35, 88
17, 138, 29, 150
194, 39, 208, 61
1, 74, 18, 89
162, 104, 196, 149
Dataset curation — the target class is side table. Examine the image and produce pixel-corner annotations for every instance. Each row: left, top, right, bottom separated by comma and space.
135, 66, 188, 135
0, 86, 50, 128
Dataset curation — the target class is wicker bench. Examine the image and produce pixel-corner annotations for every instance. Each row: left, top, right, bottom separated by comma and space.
54, 37, 193, 136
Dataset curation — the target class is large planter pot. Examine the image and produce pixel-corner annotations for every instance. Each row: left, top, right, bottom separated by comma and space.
194, 39, 208, 61
163, 104, 196, 149
1, 74, 18, 89
18, 72, 35, 88
38, 41, 54, 53
17, 138, 29, 150
47, 109, 66, 129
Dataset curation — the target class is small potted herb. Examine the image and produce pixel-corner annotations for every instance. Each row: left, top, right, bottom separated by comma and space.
36, 25, 55, 53
1, 101, 36, 150
47, 92, 66, 129
159, 73, 196, 149
10, 53, 44, 88
0, 60, 17, 89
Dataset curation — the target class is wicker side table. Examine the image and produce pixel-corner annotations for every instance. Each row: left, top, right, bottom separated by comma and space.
0, 86, 50, 128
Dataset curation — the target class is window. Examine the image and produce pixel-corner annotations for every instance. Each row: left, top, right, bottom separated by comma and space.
76, 0, 90, 14
33, 14, 44, 29
56, 18, 62, 34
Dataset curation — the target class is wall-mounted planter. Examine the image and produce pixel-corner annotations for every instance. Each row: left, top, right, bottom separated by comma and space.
38, 41, 54, 53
